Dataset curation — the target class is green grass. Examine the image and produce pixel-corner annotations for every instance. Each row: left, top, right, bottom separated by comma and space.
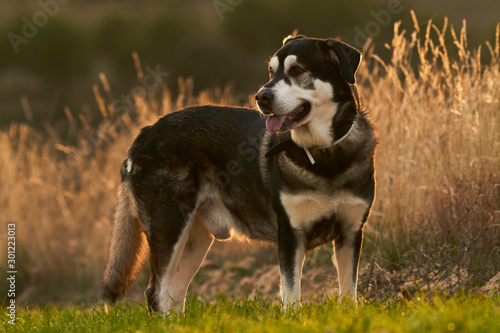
2, 293, 499, 332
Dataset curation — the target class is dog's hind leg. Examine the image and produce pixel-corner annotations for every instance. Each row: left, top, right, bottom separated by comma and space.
148, 202, 213, 314
145, 267, 158, 312
145, 203, 190, 313
158, 215, 214, 313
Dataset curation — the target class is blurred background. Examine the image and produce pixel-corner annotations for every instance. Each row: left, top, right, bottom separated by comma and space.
0, 0, 499, 306
1, 0, 499, 128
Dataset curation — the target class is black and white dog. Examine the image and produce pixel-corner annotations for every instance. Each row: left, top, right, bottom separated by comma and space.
102, 35, 377, 313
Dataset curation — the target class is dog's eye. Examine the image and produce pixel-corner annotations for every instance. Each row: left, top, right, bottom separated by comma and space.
290, 66, 305, 75
269, 68, 274, 76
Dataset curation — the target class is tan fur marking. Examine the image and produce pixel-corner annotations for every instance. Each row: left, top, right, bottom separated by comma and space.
280, 191, 336, 230
280, 191, 368, 232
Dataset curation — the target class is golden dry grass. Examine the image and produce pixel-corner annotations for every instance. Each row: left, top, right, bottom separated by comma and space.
1, 15, 499, 305
356, 16, 499, 297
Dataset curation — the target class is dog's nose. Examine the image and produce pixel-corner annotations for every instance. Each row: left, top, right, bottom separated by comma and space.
255, 89, 273, 108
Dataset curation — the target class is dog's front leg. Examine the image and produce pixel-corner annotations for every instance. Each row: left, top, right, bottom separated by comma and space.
333, 227, 363, 300
278, 224, 306, 309
269, 156, 306, 308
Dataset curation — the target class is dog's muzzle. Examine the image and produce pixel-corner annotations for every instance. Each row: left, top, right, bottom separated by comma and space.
256, 87, 311, 133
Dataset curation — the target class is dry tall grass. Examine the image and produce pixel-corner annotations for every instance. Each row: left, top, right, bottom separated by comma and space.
359, 15, 499, 296
1, 15, 498, 305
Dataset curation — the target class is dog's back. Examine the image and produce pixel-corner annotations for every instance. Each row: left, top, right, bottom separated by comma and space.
102, 106, 278, 310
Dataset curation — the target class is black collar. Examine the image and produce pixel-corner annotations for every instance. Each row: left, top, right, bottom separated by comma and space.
265, 138, 296, 158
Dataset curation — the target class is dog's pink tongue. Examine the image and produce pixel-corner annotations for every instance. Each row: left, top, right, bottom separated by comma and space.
266, 115, 287, 132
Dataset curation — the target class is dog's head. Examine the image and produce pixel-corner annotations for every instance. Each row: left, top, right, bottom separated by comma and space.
256, 35, 361, 148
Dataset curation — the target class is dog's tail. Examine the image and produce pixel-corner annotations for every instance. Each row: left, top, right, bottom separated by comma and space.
101, 182, 148, 303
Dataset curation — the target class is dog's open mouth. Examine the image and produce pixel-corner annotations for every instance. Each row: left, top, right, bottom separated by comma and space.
265, 102, 311, 133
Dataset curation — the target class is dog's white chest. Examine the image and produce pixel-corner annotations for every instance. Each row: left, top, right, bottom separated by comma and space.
280, 191, 368, 232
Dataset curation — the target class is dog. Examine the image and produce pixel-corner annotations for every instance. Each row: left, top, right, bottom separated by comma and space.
102, 35, 377, 313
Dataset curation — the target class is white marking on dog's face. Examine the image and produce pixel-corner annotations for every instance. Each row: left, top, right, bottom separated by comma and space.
269, 56, 279, 75
263, 54, 339, 148
290, 80, 338, 148
283, 54, 298, 73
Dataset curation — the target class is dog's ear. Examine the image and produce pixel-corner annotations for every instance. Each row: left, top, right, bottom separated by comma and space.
283, 30, 304, 45
322, 39, 362, 84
